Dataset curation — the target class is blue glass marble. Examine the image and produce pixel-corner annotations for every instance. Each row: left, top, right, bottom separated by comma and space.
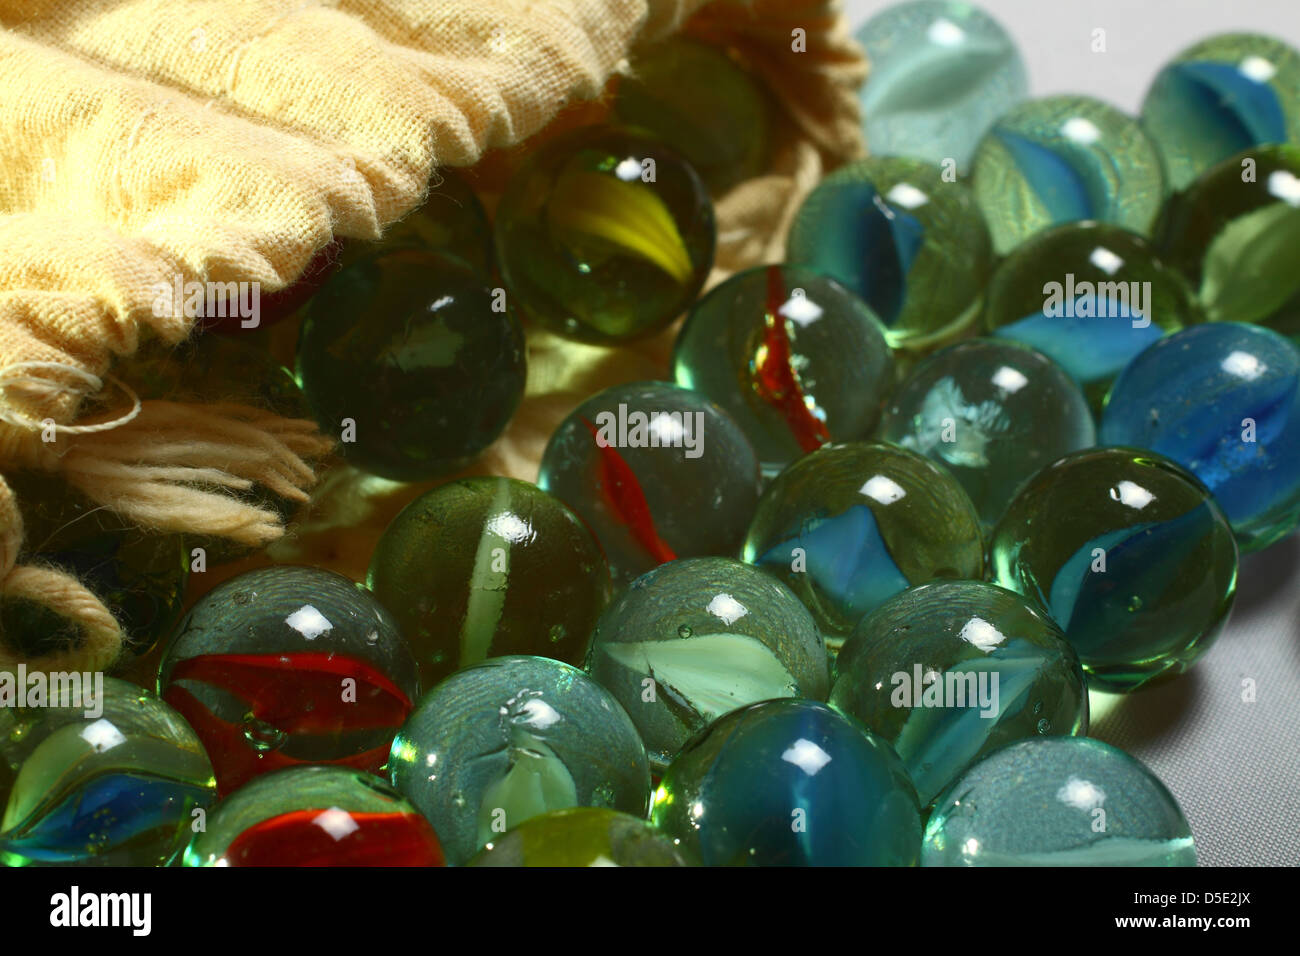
830, 580, 1089, 806
972, 96, 1166, 255
1142, 33, 1300, 193
982, 221, 1200, 409
924, 737, 1197, 866
650, 699, 922, 866
1101, 322, 1300, 553
0, 677, 216, 866
389, 656, 650, 866
787, 157, 993, 349
990, 448, 1238, 692
585, 557, 829, 771
879, 339, 1096, 528
856, 0, 1028, 171
742, 442, 984, 654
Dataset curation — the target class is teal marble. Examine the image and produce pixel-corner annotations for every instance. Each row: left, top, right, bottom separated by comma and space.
856, 0, 1028, 171
389, 656, 650, 866
742, 442, 984, 653
1142, 33, 1300, 193
972, 96, 1166, 254
990, 448, 1238, 692
538, 381, 762, 586
879, 339, 1096, 528
982, 221, 1200, 409
829, 581, 1089, 806
1101, 322, 1300, 553
924, 737, 1197, 866
650, 699, 922, 866
585, 557, 829, 771
296, 249, 526, 480
672, 264, 894, 478
787, 157, 993, 349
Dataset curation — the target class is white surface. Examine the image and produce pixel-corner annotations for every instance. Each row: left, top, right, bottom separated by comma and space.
844, 0, 1300, 866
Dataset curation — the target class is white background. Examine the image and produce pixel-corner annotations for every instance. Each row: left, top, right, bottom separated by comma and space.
843, 0, 1300, 866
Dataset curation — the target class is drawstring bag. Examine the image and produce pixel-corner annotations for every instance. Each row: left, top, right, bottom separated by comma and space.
0, 0, 866, 673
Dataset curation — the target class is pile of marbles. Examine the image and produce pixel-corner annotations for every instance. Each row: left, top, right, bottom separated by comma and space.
2, 0, 1298, 868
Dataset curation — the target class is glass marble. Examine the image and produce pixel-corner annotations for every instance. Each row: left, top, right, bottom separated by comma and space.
367, 477, 611, 687
879, 339, 1096, 528
787, 157, 993, 349
468, 807, 691, 867
672, 265, 894, 478
990, 448, 1238, 692
495, 125, 715, 343
157, 565, 419, 795
856, 0, 1029, 171
585, 557, 829, 770
612, 37, 770, 195
389, 656, 650, 866
982, 221, 1200, 409
341, 168, 493, 277
296, 249, 526, 480
649, 699, 921, 866
4, 472, 188, 660
742, 441, 984, 652
1142, 33, 1300, 193
971, 96, 1166, 255
1101, 322, 1300, 553
923, 737, 1196, 866
184, 766, 444, 866
1156, 144, 1300, 340
829, 580, 1089, 806
0, 678, 215, 866
538, 381, 762, 586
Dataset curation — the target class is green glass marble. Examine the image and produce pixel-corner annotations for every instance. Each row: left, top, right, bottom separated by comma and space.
368, 477, 611, 688
184, 766, 444, 866
1156, 144, 1300, 340
982, 221, 1200, 409
538, 381, 763, 587
673, 264, 895, 478
0, 677, 216, 866
296, 249, 526, 480
879, 339, 1095, 529
468, 807, 691, 867
972, 96, 1166, 255
585, 557, 829, 771
1142, 33, 1300, 193
495, 125, 715, 343
924, 737, 1197, 866
742, 442, 984, 653
829, 580, 1089, 806
157, 566, 419, 796
787, 157, 993, 349
990, 447, 1238, 692
650, 699, 921, 866
3, 472, 188, 660
390, 656, 651, 866
612, 36, 770, 195
341, 168, 493, 276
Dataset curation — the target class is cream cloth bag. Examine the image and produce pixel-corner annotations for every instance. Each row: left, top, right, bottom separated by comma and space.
0, 0, 866, 673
